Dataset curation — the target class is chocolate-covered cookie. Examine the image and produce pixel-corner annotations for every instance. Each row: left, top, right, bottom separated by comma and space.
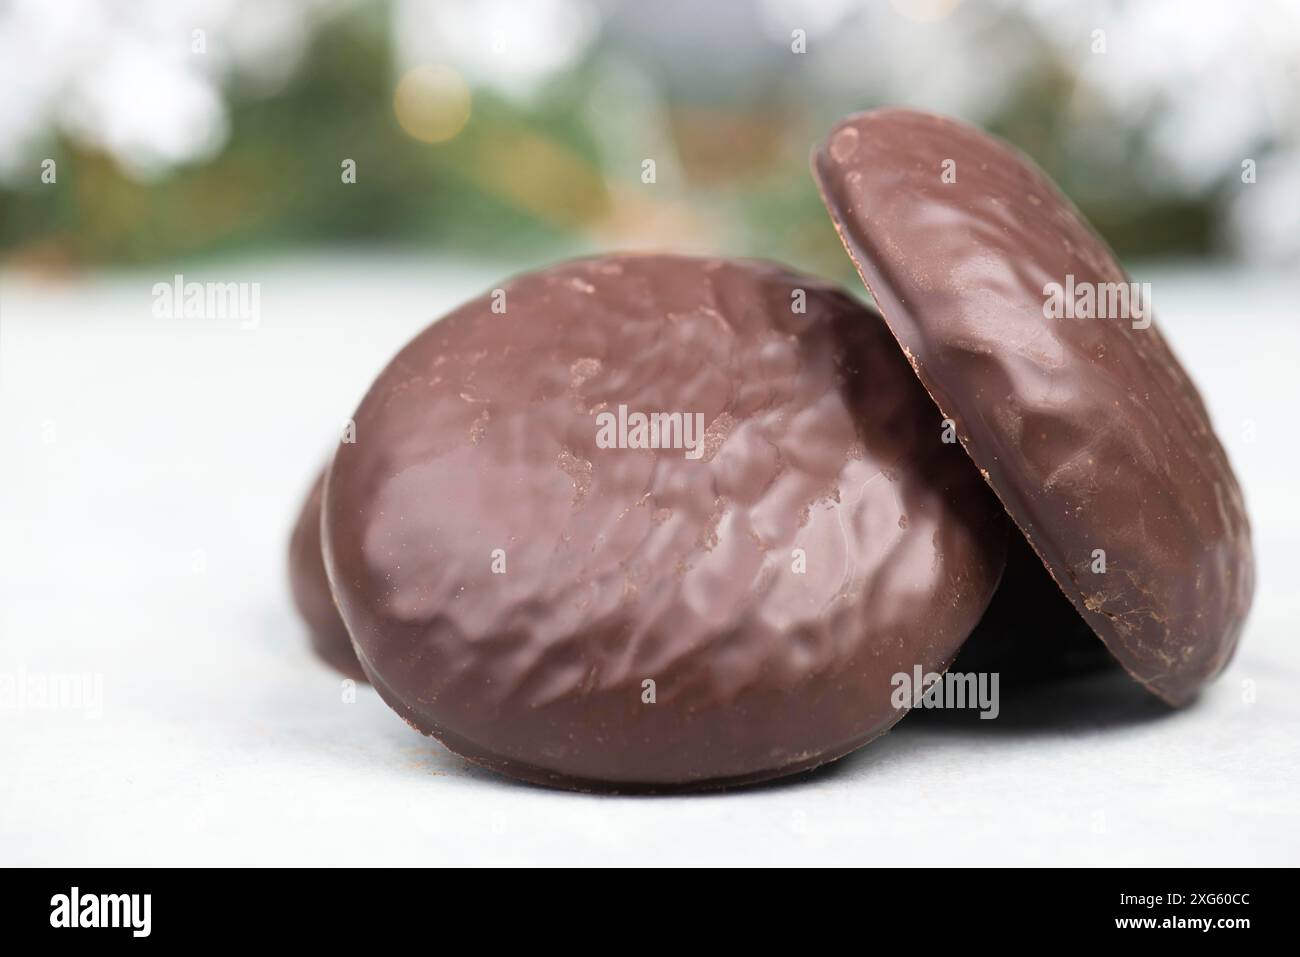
288, 467, 365, 682
814, 108, 1254, 705
322, 254, 1006, 790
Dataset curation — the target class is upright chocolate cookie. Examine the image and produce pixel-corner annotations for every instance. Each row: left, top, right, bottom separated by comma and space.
322, 254, 1006, 790
814, 108, 1254, 705
288, 467, 365, 682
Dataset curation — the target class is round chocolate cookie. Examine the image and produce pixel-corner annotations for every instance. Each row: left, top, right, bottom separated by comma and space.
813, 107, 1254, 706
288, 467, 365, 682
322, 254, 1006, 790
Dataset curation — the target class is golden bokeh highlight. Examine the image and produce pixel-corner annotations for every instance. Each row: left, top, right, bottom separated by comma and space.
393, 65, 472, 144
455, 127, 715, 249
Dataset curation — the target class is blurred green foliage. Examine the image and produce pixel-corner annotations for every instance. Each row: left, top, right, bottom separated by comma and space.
0, 3, 1220, 275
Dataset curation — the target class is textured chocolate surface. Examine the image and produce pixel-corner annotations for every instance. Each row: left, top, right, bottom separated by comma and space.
814, 107, 1254, 705
288, 468, 365, 682
322, 254, 1006, 790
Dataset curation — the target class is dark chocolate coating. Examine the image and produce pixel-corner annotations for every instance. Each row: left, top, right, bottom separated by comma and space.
813, 108, 1254, 706
322, 254, 1007, 790
288, 468, 366, 682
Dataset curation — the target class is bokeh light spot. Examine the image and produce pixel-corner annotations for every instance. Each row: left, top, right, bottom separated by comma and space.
393, 65, 472, 143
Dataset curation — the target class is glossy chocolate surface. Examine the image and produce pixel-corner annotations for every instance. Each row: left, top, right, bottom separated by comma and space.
288, 467, 365, 682
322, 254, 1006, 790
814, 108, 1254, 705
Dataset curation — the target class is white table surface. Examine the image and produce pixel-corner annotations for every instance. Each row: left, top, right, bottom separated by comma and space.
2, 252, 1297, 867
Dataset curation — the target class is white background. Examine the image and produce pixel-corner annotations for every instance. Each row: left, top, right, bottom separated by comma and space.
2, 253, 1297, 866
